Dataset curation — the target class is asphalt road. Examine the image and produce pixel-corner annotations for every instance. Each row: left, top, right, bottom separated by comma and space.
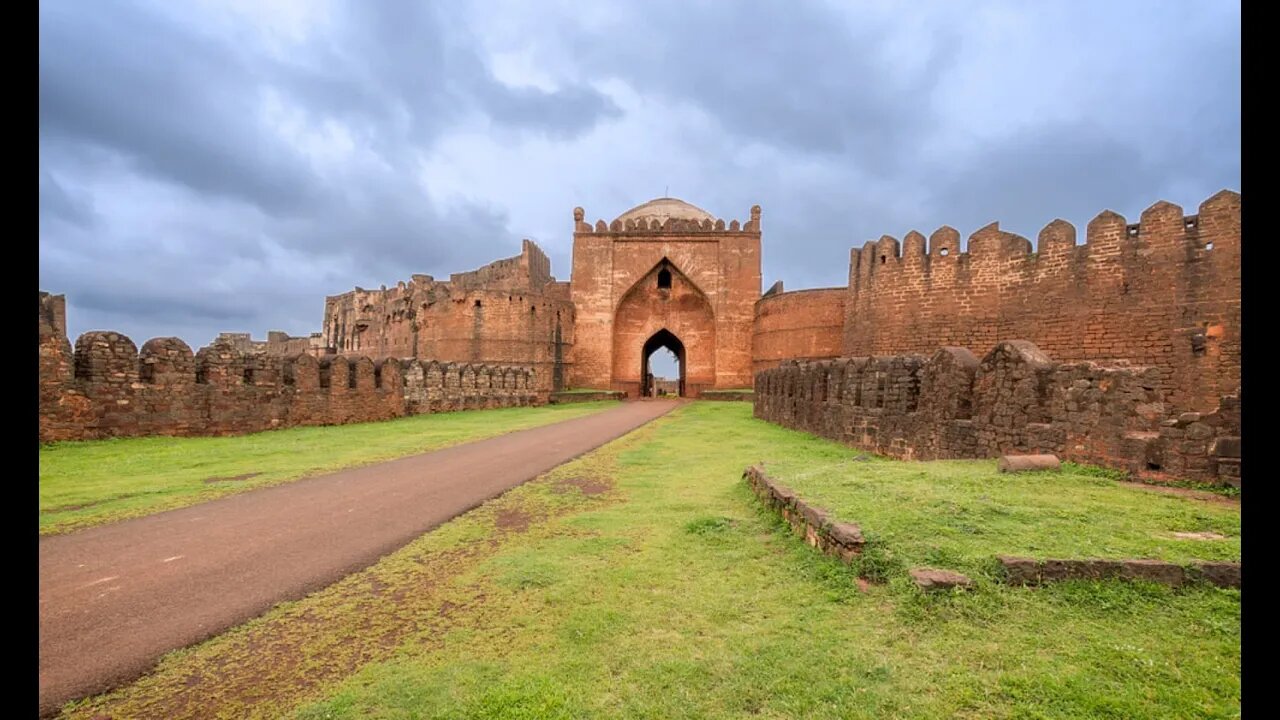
39, 399, 678, 716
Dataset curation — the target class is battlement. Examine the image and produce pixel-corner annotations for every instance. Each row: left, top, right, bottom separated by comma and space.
843, 190, 1240, 413
755, 340, 1240, 485
38, 314, 542, 442
849, 191, 1236, 275
572, 204, 763, 237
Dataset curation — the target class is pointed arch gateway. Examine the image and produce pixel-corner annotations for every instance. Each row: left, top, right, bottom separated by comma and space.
611, 257, 716, 397
641, 328, 685, 397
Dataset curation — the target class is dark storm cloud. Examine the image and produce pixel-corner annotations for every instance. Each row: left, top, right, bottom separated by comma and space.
39, 0, 1238, 348
562, 0, 957, 166
39, 0, 621, 346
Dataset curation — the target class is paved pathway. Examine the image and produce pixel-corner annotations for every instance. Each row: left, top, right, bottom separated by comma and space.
39, 399, 678, 716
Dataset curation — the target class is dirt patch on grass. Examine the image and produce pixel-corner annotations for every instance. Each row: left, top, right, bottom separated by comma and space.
1169, 531, 1229, 540
553, 476, 612, 496
1121, 481, 1240, 507
202, 472, 262, 484
495, 509, 533, 532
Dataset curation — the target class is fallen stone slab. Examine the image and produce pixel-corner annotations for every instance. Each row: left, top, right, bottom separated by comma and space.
997, 454, 1061, 473
910, 568, 974, 592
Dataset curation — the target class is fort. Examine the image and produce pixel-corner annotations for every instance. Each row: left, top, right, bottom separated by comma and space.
38, 191, 1241, 484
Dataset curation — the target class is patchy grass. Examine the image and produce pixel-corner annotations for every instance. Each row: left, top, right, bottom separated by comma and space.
763, 447, 1240, 575
555, 388, 619, 395
39, 402, 616, 535
63, 402, 1238, 719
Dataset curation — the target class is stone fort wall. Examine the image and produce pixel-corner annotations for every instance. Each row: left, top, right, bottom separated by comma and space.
754, 341, 1240, 485
321, 240, 574, 393
751, 286, 845, 374
839, 191, 1240, 414
39, 293, 540, 442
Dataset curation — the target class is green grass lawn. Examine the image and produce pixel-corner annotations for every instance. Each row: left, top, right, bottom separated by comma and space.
759, 452, 1240, 577
62, 402, 1239, 719
39, 402, 617, 535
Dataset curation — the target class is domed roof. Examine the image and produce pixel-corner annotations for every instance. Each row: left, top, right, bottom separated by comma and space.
614, 197, 715, 225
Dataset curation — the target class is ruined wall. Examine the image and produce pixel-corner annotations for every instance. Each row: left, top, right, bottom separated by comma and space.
842, 191, 1240, 413
214, 331, 325, 357
39, 307, 540, 442
752, 288, 844, 374
753, 340, 1240, 485
569, 206, 761, 395
321, 240, 573, 393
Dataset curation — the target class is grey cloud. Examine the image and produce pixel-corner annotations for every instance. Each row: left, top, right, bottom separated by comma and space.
39, 0, 1238, 350
560, 1, 958, 166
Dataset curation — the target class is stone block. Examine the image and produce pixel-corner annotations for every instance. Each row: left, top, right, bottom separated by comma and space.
997, 454, 1061, 473
909, 568, 974, 592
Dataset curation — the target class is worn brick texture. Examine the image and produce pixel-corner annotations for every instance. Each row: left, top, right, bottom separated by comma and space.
569, 205, 761, 397
753, 340, 1240, 484
752, 287, 845, 374
39, 293, 539, 442
840, 192, 1240, 414
322, 240, 573, 394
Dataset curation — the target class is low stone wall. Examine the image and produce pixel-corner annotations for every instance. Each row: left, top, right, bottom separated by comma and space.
549, 390, 624, 404
744, 465, 865, 562
998, 556, 1240, 589
40, 325, 541, 442
753, 341, 1240, 485
747, 465, 1241, 590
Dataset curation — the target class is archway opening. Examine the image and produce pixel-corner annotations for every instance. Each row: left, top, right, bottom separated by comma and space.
641, 329, 685, 398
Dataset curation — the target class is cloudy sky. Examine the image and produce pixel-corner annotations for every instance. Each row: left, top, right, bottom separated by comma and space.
39, 0, 1240, 352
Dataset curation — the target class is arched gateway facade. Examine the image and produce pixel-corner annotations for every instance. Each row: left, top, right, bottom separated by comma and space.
569, 198, 762, 397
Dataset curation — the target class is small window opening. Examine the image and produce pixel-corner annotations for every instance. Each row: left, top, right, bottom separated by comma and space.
1146, 461, 1162, 472
1127, 225, 1139, 237
1185, 218, 1197, 229
657, 268, 672, 289
880, 255, 886, 264
243, 367, 255, 385
474, 299, 482, 308
1205, 242, 1214, 251
939, 248, 950, 257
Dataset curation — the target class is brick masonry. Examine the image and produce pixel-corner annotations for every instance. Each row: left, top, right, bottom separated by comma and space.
39, 190, 1240, 465
39, 293, 540, 442
753, 340, 1240, 484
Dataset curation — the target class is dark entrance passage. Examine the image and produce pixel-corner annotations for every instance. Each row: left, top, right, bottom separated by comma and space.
641, 329, 685, 397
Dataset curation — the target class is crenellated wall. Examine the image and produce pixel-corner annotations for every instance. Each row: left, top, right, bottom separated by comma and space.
753, 340, 1240, 485
842, 191, 1240, 414
752, 287, 845, 374
39, 295, 540, 443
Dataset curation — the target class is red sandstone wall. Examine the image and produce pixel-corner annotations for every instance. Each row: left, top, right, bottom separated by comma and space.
569, 208, 762, 394
321, 240, 573, 393
842, 191, 1240, 413
38, 310, 541, 442
753, 341, 1240, 484
752, 288, 845, 374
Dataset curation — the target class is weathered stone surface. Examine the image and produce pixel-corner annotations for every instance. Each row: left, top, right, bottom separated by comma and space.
909, 568, 974, 592
753, 340, 1241, 485
998, 556, 1041, 585
1188, 561, 1241, 588
1120, 559, 1186, 587
827, 522, 865, 547
997, 454, 1062, 473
